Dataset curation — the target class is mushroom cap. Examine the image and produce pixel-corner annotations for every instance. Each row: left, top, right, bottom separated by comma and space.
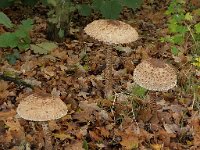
17, 94, 68, 121
84, 19, 138, 44
133, 58, 177, 91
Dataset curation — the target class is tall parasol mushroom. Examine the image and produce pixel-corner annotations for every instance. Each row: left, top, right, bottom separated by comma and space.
133, 58, 177, 91
133, 58, 177, 113
84, 19, 139, 98
17, 93, 68, 150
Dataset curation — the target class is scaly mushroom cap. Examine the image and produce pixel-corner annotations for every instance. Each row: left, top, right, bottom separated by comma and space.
133, 58, 177, 91
17, 94, 68, 121
84, 19, 138, 44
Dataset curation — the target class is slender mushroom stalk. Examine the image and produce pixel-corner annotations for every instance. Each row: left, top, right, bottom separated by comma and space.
16, 94, 68, 150
105, 46, 113, 98
41, 122, 53, 150
84, 19, 139, 99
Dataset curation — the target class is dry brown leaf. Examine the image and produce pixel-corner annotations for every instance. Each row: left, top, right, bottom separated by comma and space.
151, 144, 163, 150
79, 101, 100, 112
157, 130, 175, 147
76, 125, 88, 139
191, 0, 200, 7
0, 131, 13, 143
65, 140, 84, 150
53, 132, 74, 141
191, 118, 200, 146
20, 61, 37, 73
0, 110, 16, 120
72, 110, 95, 122
97, 127, 110, 138
5, 118, 25, 142
120, 134, 139, 150
89, 130, 102, 141
42, 66, 56, 78
147, 11, 165, 24
0, 81, 9, 92
163, 123, 180, 134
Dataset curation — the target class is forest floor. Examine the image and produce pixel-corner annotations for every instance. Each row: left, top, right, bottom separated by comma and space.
0, 0, 200, 150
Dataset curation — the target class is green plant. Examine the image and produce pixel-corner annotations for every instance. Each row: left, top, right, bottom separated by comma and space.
45, 0, 143, 41
192, 56, 200, 68
46, 0, 76, 41
161, 0, 200, 56
5, 49, 20, 65
91, 0, 142, 19
0, 12, 33, 50
0, 12, 57, 64
131, 85, 147, 99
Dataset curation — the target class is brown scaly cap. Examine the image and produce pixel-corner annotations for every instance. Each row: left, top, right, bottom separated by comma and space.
84, 19, 139, 44
17, 94, 68, 121
133, 58, 177, 91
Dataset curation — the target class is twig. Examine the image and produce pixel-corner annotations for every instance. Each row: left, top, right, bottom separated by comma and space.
0, 73, 33, 89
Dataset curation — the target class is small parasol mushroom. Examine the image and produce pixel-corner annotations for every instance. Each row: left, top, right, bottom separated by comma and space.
133, 58, 177, 91
84, 19, 139, 98
17, 93, 68, 150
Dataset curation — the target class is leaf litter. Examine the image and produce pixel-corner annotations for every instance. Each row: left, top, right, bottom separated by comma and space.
0, 0, 200, 150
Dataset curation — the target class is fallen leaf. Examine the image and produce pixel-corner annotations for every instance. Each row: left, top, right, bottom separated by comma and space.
64, 140, 84, 150
53, 133, 74, 141
79, 101, 100, 112
120, 134, 139, 150
89, 130, 102, 141
0, 80, 9, 92
151, 144, 163, 150
31, 42, 58, 54
0, 110, 16, 120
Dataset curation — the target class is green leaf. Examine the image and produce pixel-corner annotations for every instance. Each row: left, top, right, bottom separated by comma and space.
172, 13, 185, 22
21, 0, 38, 6
100, 0, 122, 19
0, 12, 13, 28
5, 49, 20, 65
131, 85, 147, 98
47, 0, 57, 6
185, 12, 193, 21
82, 140, 89, 150
192, 57, 200, 67
176, 25, 188, 34
122, 0, 142, 10
0, 0, 14, 8
195, 23, 200, 34
171, 34, 184, 44
92, 0, 102, 11
0, 32, 18, 48
31, 42, 58, 54
168, 22, 178, 33
171, 46, 179, 56
78, 4, 92, 16
18, 18, 34, 32
58, 29, 64, 38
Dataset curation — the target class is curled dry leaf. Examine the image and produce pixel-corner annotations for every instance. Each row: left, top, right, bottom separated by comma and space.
0, 109, 16, 120
64, 140, 84, 150
0, 80, 9, 92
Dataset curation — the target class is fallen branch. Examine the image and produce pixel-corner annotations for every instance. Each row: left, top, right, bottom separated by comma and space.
0, 73, 34, 89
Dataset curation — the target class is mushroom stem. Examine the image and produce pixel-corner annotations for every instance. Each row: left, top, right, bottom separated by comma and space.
41, 122, 53, 150
105, 47, 113, 99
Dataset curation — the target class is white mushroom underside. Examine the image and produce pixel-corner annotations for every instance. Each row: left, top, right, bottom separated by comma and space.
133, 60, 177, 91
84, 19, 138, 44
17, 94, 68, 121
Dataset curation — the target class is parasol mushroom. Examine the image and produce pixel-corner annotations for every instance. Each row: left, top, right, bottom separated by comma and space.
133, 58, 177, 114
84, 19, 139, 98
133, 58, 177, 91
17, 93, 68, 150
